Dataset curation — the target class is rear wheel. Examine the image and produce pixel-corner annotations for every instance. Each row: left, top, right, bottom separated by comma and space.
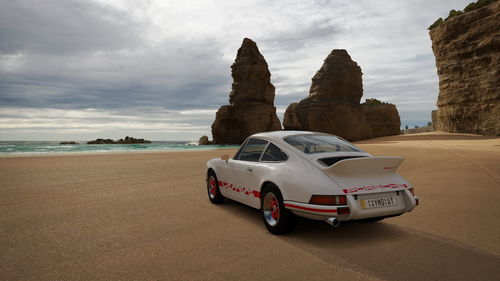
261, 184, 296, 235
207, 171, 225, 204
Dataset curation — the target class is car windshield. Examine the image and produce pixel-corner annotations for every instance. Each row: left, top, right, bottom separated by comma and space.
283, 135, 363, 154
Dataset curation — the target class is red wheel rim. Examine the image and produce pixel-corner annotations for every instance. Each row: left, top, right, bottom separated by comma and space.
208, 177, 217, 198
271, 198, 280, 219
263, 192, 280, 226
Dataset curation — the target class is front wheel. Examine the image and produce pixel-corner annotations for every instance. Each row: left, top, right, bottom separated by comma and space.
207, 172, 225, 204
261, 184, 296, 235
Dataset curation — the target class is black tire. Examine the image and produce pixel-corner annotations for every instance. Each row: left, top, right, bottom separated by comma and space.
261, 184, 296, 235
207, 171, 225, 204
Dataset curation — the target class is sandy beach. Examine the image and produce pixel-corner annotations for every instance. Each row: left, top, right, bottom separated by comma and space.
1, 132, 499, 280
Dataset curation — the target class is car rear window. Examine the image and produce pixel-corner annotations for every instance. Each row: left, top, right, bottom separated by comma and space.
237, 138, 268, 161
317, 156, 367, 167
283, 135, 362, 154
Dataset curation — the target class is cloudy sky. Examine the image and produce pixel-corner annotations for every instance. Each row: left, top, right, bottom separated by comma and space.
0, 0, 471, 141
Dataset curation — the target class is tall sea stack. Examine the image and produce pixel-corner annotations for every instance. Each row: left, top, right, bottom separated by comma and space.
429, 1, 500, 135
283, 50, 373, 141
211, 38, 281, 144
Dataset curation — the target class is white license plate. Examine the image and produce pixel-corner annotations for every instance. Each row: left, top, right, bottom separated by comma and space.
361, 196, 397, 209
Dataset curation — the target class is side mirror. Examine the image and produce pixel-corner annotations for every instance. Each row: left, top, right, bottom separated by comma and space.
221, 154, 229, 162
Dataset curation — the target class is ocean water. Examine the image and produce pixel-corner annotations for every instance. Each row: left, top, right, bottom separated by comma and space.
0, 141, 238, 156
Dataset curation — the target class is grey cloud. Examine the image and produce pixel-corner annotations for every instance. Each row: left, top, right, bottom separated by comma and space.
0, 0, 143, 55
1, 39, 231, 111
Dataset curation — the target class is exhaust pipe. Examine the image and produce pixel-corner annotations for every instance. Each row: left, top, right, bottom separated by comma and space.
326, 217, 340, 228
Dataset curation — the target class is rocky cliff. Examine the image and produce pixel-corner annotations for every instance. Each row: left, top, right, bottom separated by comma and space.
211, 38, 281, 144
429, 1, 500, 135
284, 50, 400, 141
362, 102, 401, 138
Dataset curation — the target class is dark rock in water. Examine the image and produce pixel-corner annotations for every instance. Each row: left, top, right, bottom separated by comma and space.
283, 50, 372, 141
429, 1, 500, 135
87, 139, 114, 144
198, 135, 212, 145
361, 101, 401, 138
87, 136, 151, 144
211, 38, 281, 144
60, 141, 78, 145
116, 136, 151, 144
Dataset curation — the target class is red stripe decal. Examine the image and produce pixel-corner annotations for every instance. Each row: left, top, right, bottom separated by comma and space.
252, 190, 260, 198
217, 180, 261, 198
343, 183, 409, 194
284, 203, 337, 213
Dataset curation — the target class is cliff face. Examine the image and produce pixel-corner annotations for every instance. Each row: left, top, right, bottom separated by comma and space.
211, 38, 281, 144
430, 1, 500, 135
362, 103, 401, 138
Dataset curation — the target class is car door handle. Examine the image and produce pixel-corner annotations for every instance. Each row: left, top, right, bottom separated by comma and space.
246, 167, 253, 172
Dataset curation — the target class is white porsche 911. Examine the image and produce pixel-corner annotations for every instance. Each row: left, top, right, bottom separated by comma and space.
206, 131, 419, 234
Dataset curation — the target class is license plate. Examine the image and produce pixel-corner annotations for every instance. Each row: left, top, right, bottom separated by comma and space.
361, 196, 397, 209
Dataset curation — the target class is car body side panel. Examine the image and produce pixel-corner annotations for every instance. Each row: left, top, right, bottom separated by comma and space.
226, 160, 260, 204
207, 158, 263, 208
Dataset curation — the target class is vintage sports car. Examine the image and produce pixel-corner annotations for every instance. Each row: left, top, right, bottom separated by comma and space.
206, 131, 419, 234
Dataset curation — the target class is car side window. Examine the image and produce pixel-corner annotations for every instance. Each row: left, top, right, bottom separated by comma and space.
233, 139, 248, 160
238, 138, 268, 162
261, 142, 288, 162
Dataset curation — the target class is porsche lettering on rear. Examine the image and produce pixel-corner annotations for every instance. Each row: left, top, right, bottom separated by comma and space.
206, 131, 419, 235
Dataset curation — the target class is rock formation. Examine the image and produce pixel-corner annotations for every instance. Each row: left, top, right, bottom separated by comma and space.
60, 141, 79, 145
198, 135, 212, 145
361, 100, 401, 138
87, 136, 151, 144
211, 38, 281, 144
284, 50, 402, 140
429, 1, 500, 135
284, 50, 373, 141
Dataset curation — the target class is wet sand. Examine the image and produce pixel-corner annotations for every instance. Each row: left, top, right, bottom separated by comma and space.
1, 132, 499, 280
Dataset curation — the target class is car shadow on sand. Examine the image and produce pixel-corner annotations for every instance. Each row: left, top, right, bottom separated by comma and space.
217, 201, 500, 281
287, 218, 500, 281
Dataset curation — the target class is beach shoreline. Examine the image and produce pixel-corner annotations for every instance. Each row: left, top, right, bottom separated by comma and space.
2, 130, 496, 158
0, 146, 236, 158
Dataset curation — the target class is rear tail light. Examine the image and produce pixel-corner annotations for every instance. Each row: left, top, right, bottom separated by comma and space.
309, 195, 347, 205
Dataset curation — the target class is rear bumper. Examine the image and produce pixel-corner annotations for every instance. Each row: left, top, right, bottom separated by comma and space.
283, 201, 350, 221
284, 189, 418, 221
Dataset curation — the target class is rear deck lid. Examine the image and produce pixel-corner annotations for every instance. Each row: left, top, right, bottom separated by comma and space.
324, 156, 410, 194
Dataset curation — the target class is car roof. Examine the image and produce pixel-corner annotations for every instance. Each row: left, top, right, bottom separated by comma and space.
251, 130, 334, 141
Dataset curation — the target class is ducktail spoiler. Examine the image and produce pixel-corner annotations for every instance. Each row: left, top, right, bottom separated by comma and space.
325, 156, 404, 177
